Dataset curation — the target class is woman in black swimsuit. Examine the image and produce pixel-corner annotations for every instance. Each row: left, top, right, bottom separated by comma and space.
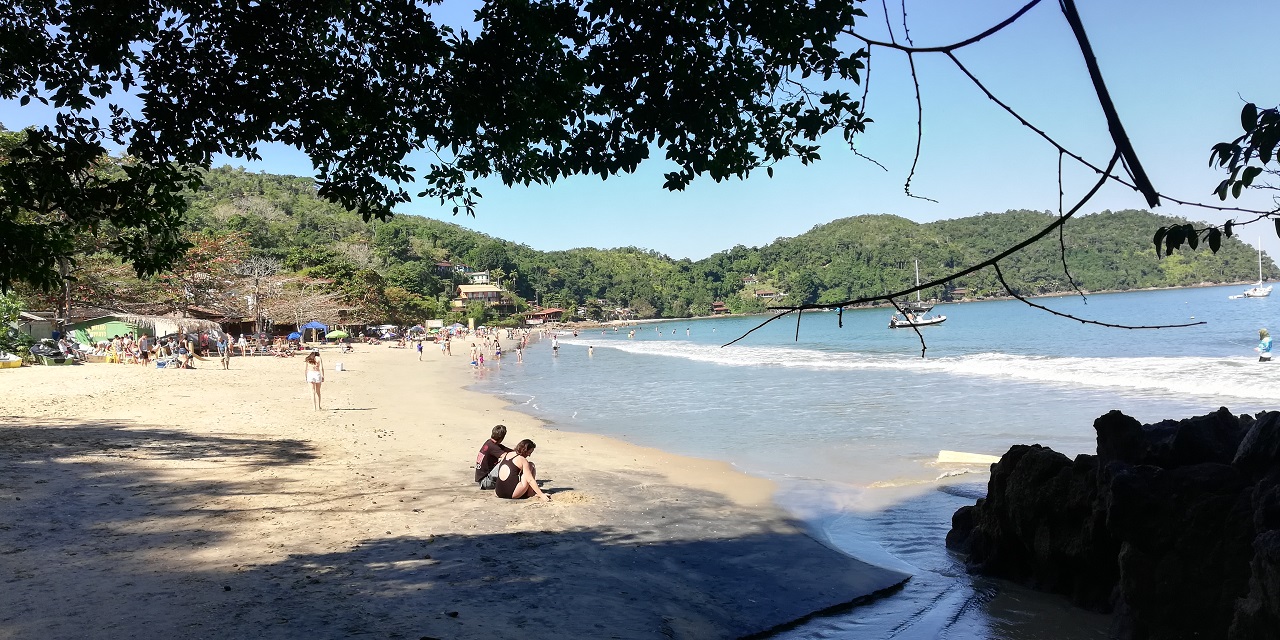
494, 439, 550, 502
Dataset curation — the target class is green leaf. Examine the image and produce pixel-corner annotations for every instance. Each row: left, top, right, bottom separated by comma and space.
1242, 166, 1263, 187
1208, 227, 1222, 253
1242, 103, 1259, 132
1185, 224, 1199, 250
1275, 218, 1280, 240
1153, 227, 1168, 257
1165, 225, 1183, 256
1225, 220, 1234, 238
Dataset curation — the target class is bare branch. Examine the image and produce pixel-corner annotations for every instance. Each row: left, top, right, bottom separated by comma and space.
1057, 150, 1087, 300
847, 0, 1044, 53
880, 0, 898, 44
887, 297, 927, 357
903, 52, 937, 203
1058, 0, 1159, 208
901, 0, 915, 47
724, 149, 1123, 349
993, 263, 1204, 329
944, 51, 1272, 217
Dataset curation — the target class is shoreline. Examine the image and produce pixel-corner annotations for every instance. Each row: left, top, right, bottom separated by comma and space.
0, 338, 907, 638
556, 280, 1260, 328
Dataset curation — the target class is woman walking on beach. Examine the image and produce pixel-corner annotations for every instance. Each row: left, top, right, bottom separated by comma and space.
494, 439, 551, 502
304, 351, 325, 410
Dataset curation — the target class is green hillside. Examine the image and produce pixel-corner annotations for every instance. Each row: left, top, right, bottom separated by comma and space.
43, 166, 1276, 323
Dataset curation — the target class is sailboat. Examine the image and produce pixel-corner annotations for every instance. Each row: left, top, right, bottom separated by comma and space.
889, 260, 947, 328
1229, 239, 1272, 299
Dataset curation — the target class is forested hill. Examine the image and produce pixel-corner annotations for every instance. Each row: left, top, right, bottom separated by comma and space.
184, 166, 1278, 320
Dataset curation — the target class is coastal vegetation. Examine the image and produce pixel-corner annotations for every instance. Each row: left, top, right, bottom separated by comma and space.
12, 166, 1276, 325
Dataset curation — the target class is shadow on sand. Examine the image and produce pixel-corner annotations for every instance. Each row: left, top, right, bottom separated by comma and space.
0, 417, 907, 639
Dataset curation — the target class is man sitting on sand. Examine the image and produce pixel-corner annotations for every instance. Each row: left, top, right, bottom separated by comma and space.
475, 425, 512, 490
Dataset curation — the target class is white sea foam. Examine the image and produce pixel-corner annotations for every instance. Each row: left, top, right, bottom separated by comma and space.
558, 338, 1280, 401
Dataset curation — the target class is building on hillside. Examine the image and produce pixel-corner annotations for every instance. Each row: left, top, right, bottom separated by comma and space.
525, 308, 565, 325
710, 301, 730, 315
452, 284, 515, 313
753, 289, 781, 300
742, 275, 758, 285
434, 261, 453, 276
466, 270, 490, 285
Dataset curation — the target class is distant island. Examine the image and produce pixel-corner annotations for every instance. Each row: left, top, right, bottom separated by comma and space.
21, 166, 1278, 326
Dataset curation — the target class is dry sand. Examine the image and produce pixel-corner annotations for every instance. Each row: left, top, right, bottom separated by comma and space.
0, 339, 907, 639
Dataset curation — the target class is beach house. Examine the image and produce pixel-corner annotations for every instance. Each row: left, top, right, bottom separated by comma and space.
452, 284, 515, 313
525, 308, 565, 325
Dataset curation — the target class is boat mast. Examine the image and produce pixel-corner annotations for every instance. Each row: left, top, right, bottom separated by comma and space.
1259, 238, 1264, 284
915, 259, 922, 302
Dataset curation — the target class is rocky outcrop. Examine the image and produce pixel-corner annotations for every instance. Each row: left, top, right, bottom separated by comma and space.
947, 408, 1280, 639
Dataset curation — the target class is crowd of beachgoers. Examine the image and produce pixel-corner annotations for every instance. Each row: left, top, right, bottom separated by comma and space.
43, 331, 306, 368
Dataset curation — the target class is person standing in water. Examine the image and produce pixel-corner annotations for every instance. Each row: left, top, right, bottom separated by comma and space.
304, 351, 325, 410
1257, 328, 1273, 362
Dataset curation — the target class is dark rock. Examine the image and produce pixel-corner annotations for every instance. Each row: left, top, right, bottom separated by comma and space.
946, 444, 1117, 611
1096, 407, 1247, 469
1107, 463, 1253, 638
1233, 412, 1280, 482
1230, 530, 1280, 639
949, 408, 1280, 639
945, 504, 978, 553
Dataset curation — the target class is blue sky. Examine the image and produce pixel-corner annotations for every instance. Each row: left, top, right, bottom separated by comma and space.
2, 0, 1278, 261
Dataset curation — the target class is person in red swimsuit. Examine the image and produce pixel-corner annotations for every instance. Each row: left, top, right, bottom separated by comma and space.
494, 440, 550, 502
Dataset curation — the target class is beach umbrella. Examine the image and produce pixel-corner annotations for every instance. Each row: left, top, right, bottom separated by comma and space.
325, 330, 350, 340
287, 332, 302, 340
300, 321, 327, 330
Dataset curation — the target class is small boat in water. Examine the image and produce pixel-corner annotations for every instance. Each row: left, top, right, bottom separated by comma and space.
1229, 238, 1272, 299
890, 260, 947, 328
890, 301, 947, 328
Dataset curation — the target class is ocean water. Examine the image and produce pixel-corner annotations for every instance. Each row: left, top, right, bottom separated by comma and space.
471, 284, 1279, 639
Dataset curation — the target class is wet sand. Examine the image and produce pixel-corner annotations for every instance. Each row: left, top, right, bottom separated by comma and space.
0, 340, 907, 639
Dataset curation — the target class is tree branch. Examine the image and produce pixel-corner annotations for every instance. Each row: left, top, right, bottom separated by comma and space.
945, 51, 1272, 217
1058, 0, 1158, 208
846, 0, 1044, 53
1057, 150, 1087, 300
724, 149, 1123, 350
993, 263, 1204, 329
903, 52, 937, 203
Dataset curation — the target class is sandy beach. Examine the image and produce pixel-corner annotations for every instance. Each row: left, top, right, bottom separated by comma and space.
0, 338, 906, 639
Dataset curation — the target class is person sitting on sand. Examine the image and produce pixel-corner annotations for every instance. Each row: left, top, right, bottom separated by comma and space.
475, 425, 512, 490
493, 439, 551, 502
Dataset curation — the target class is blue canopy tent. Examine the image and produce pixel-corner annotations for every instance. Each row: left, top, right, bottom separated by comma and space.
299, 321, 327, 342
287, 332, 302, 340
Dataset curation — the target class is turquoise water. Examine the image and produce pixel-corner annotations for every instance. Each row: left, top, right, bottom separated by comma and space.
473, 284, 1279, 638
